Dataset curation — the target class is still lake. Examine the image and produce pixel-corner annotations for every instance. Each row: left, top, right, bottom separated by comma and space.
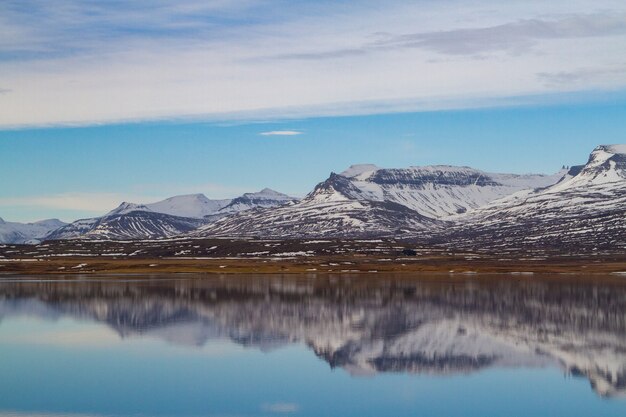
1, 274, 625, 417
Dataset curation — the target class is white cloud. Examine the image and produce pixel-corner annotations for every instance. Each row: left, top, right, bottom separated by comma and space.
260, 130, 303, 136
0, 1, 625, 127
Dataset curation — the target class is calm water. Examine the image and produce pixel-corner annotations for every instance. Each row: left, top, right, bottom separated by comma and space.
1, 274, 625, 417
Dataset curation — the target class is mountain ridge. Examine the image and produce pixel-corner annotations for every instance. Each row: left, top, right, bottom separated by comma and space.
0, 218, 67, 244
2, 144, 623, 247
43, 188, 297, 241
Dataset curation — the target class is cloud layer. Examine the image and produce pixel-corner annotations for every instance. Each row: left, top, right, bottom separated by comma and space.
0, 0, 625, 127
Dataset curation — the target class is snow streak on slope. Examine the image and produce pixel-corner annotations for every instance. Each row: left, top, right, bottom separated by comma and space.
47, 210, 205, 241
46, 200, 205, 241
0, 218, 67, 244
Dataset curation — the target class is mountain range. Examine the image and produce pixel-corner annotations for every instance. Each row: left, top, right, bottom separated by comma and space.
44, 188, 296, 241
2, 144, 625, 250
0, 217, 67, 244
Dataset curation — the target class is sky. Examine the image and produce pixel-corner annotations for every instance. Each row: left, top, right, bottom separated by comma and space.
1, 0, 626, 222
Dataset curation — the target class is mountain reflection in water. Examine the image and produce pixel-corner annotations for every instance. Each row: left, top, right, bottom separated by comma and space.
1, 274, 625, 398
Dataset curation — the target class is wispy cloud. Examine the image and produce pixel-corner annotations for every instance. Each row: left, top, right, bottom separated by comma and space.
537, 64, 626, 87
0, 192, 141, 213
0, 1, 625, 127
373, 13, 626, 56
0, 183, 258, 222
268, 13, 626, 60
260, 130, 303, 136
260, 402, 299, 413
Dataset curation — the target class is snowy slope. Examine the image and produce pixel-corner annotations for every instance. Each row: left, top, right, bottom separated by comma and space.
215, 188, 297, 215
339, 164, 565, 218
46, 201, 200, 240
0, 218, 67, 244
194, 173, 441, 238
194, 164, 563, 238
47, 210, 205, 241
446, 145, 626, 250
146, 194, 231, 218
45, 190, 295, 241
77, 211, 205, 240
45, 217, 100, 240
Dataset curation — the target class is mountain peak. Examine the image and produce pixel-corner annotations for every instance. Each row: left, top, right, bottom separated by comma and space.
245, 188, 290, 198
188, 193, 209, 200
107, 202, 151, 216
305, 172, 362, 202
145, 194, 231, 218
340, 164, 380, 179
545, 144, 626, 192
582, 144, 626, 180
588, 144, 626, 164
595, 144, 626, 155
33, 218, 66, 228
160, 193, 210, 202
216, 188, 297, 215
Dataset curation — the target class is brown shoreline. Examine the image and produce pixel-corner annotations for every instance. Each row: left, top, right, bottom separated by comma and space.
2, 255, 626, 276
2, 237, 626, 277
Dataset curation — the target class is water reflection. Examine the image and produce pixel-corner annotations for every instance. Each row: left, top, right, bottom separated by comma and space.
1, 274, 625, 398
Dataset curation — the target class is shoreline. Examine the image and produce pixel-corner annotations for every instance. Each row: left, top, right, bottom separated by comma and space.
2, 238, 626, 277
2, 255, 626, 276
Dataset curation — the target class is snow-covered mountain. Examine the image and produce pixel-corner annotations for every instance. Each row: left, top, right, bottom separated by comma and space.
46, 208, 205, 241
144, 190, 295, 219
44, 189, 295, 241
146, 194, 231, 218
0, 218, 66, 244
194, 164, 564, 238
447, 145, 626, 251
215, 188, 297, 215
193, 173, 442, 238
8, 144, 624, 245
338, 164, 565, 218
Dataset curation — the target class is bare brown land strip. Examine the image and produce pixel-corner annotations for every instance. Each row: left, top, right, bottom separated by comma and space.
1, 238, 625, 275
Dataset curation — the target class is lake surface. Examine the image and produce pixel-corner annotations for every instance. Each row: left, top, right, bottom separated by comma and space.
1, 274, 625, 417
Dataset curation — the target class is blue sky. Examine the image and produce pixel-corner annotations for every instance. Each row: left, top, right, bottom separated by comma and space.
1, 1, 626, 222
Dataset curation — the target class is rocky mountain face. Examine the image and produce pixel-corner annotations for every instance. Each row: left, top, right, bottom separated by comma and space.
0, 217, 66, 244
2, 277, 624, 397
444, 145, 626, 251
